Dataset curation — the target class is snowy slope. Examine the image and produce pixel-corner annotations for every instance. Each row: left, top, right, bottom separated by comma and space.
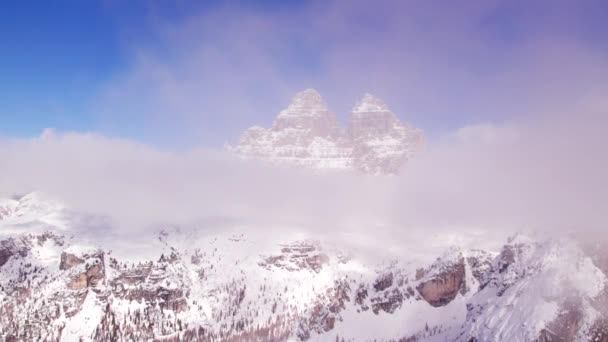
1, 193, 607, 341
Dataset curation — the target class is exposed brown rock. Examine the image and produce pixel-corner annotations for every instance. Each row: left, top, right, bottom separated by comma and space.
371, 288, 404, 314
0, 245, 14, 267
5, 335, 19, 342
190, 249, 203, 265
374, 272, 394, 291
111, 265, 152, 287
497, 246, 515, 273
588, 317, 608, 342
59, 252, 84, 270
466, 250, 495, 290
298, 279, 350, 340
110, 262, 190, 313
416, 258, 466, 307
415, 268, 425, 281
259, 241, 329, 273
355, 284, 369, 311
63, 251, 105, 290
305, 254, 329, 273
0, 237, 30, 268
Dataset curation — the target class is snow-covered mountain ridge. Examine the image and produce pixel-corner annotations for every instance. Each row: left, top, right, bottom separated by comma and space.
1, 194, 607, 341
228, 89, 424, 175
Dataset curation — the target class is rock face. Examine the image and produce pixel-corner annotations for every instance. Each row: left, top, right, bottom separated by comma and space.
231, 89, 352, 170
2, 194, 608, 342
416, 259, 466, 307
297, 279, 351, 340
59, 252, 85, 270
60, 249, 105, 290
465, 249, 495, 288
0, 238, 29, 268
350, 94, 423, 174
109, 257, 190, 313
230, 89, 423, 174
259, 240, 329, 273
416, 248, 468, 307
2, 229, 608, 342
271, 88, 341, 138
457, 235, 608, 342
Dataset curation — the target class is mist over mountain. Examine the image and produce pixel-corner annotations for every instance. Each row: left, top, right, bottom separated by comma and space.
1, 105, 607, 341
1, 191, 608, 341
230, 89, 423, 174
2, 0, 608, 341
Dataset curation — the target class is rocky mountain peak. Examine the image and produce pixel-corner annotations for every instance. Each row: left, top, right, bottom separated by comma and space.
350, 94, 400, 136
277, 88, 328, 118
230, 90, 424, 174
1, 198, 607, 341
271, 88, 339, 138
352, 93, 390, 114
348, 94, 423, 174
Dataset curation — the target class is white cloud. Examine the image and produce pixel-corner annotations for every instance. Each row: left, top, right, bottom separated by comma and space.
89, 0, 608, 145
1, 109, 606, 243
3, 1, 608, 246
453, 123, 519, 144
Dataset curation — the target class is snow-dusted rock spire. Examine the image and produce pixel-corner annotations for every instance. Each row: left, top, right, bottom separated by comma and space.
349, 93, 424, 174
230, 90, 423, 174
276, 88, 329, 118
352, 93, 390, 113
271, 88, 340, 138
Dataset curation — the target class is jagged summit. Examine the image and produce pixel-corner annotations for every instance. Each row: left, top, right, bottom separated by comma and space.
230, 89, 423, 174
352, 93, 390, 113
2, 198, 607, 341
276, 88, 328, 118
270, 88, 340, 138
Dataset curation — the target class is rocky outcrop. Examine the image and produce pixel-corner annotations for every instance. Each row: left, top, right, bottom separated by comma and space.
350, 93, 423, 174
3, 222, 608, 342
457, 237, 608, 342
271, 88, 341, 138
297, 279, 351, 340
373, 272, 394, 291
536, 298, 585, 342
371, 288, 404, 314
416, 250, 467, 307
588, 317, 608, 342
1, 232, 63, 268
230, 89, 352, 170
67, 262, 104, 290
109, 258, 189, 313
61, 249, 105, 290
230, 89, 423, 174
465, 249, 496, 289
60, 252, 84, 270
366, 269, 411, 314
0, 238, 29, 268
416, 263, 465, 307
477, 237, 536, 295
355, 283, 369, 311
259, 241, 329, 273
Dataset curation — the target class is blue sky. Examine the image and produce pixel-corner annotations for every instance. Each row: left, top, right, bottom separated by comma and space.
0, 1, 221, 137
1, 0, 607, 147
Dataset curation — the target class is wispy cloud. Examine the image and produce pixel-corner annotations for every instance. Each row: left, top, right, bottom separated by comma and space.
91, 0, 608, 146
2, 107, 606, 242
2, 0, 607, 250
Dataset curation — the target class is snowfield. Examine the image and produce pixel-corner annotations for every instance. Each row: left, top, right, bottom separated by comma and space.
1, 193, 607, 341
